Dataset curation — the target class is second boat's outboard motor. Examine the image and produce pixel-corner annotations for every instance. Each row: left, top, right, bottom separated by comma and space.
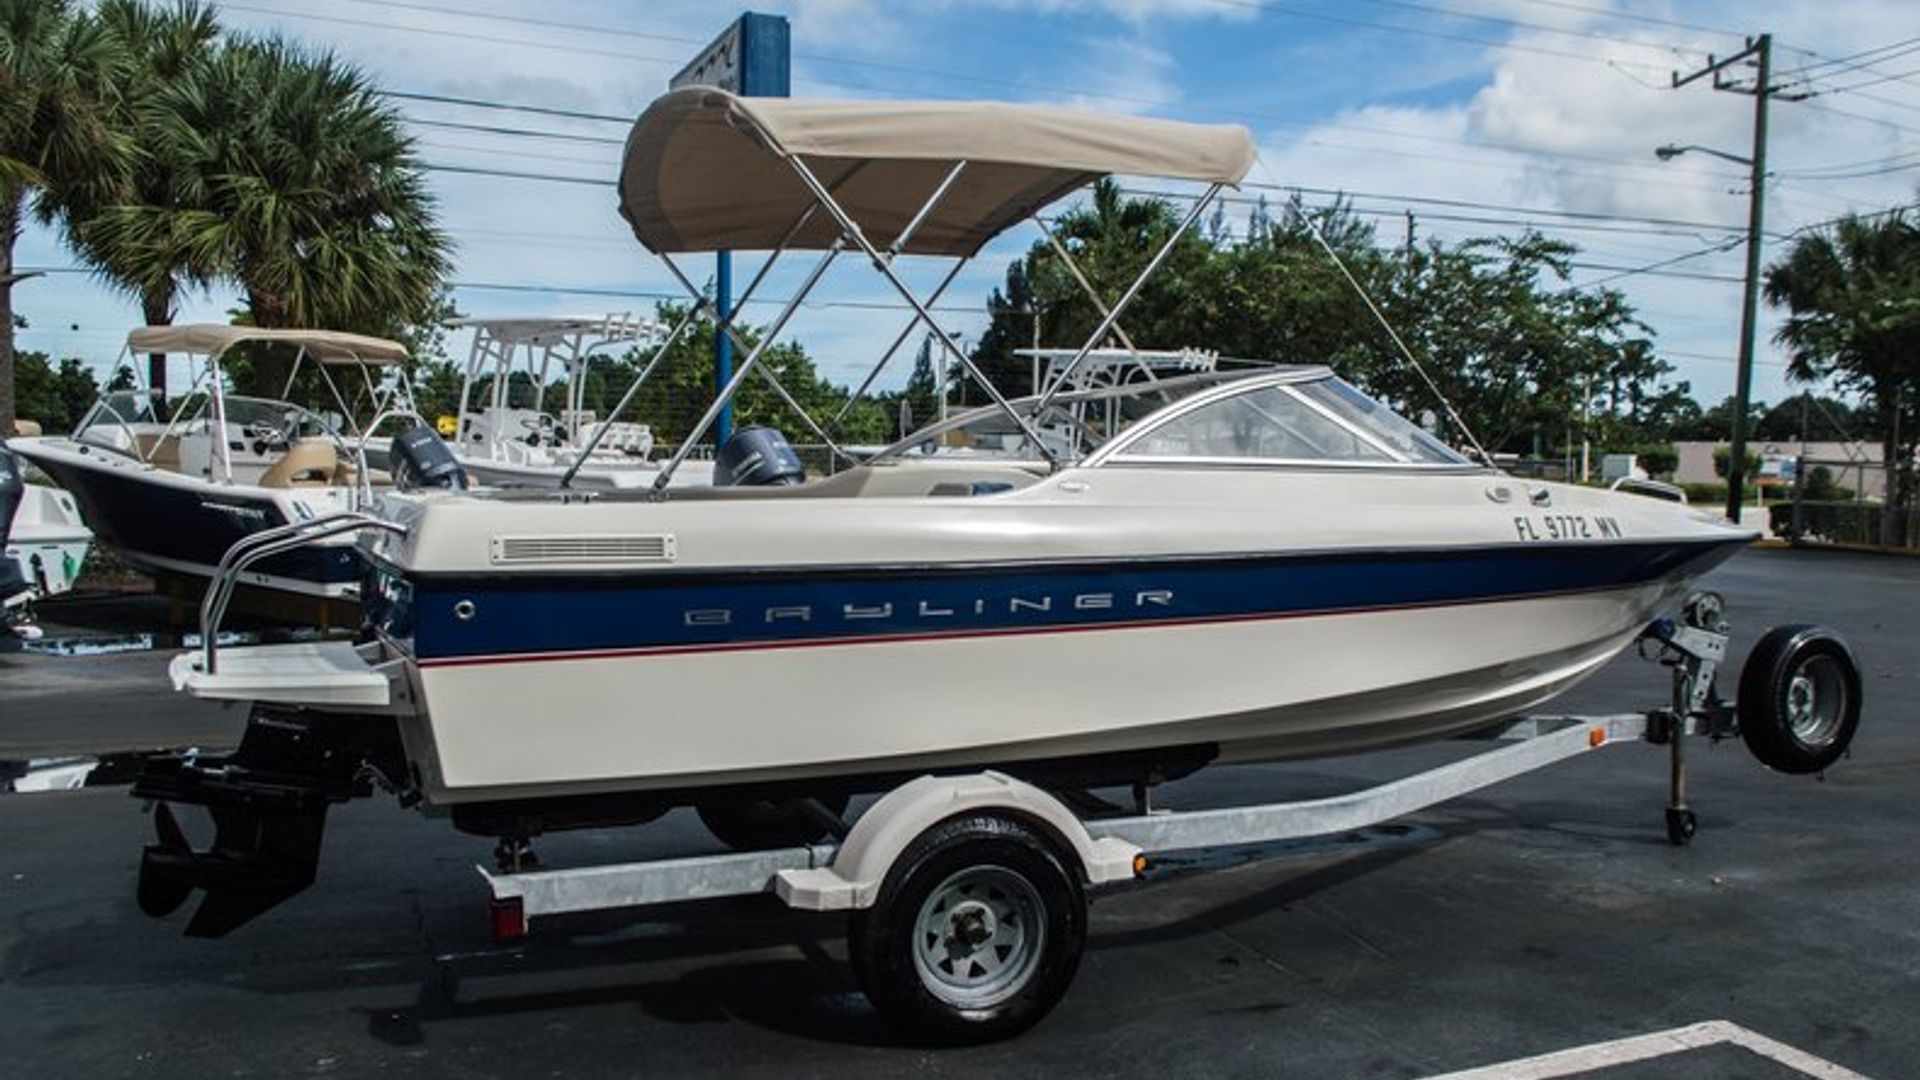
389, 424, 469, 491
713, 426, 806, 487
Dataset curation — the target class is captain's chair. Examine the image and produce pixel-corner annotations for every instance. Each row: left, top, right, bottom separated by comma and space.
258, 440, 338, 488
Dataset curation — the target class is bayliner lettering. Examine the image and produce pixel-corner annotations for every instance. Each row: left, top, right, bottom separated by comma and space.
683, 589, 1175, 628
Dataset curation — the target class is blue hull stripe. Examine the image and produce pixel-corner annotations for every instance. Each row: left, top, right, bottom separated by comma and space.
404, 537, 1744, 664
18, 451, 360, 587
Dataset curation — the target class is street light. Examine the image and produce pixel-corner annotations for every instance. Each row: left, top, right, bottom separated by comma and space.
1654, 143, 1753, 168
1654, 139, 1768, 524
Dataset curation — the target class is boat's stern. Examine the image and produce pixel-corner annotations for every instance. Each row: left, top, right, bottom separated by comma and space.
168, 638, 414, 711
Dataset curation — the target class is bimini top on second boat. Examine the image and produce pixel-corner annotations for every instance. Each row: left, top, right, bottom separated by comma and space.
151, 88, 1751, 938
7, 325, 412, 598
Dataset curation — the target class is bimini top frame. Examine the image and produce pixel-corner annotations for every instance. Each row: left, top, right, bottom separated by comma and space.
613, 87, 1257, 492
446, 314, 665, 470
114, 324, 410, 494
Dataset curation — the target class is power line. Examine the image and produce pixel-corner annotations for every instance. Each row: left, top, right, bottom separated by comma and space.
1777, 155, 1920, 182
1573, 237, 1748, 288
423, 163, 610, 187
394, 81, 1747, 191
1196, 0, 1715, 60
383, 89, 627, 125
1821, 63, 1920, 93
1786, 36, 1920, 78
1779, 147, 1920, 178
219, 2, 689, 72
346, 0, 1692, 79
1497, 0, 1744, 39
404, 116, 625, 145
238, 0, 1739, 187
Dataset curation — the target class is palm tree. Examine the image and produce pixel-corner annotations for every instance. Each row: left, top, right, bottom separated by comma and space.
67, 0, 218, 393
138, 32, 452, 394
0, 0, 131, 430
1764, 210, 1920, 543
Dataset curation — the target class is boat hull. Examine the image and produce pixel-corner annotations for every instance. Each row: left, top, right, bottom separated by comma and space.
10, 439, 361, 598
390, 538, 1741, 804
5, 485, 93, 597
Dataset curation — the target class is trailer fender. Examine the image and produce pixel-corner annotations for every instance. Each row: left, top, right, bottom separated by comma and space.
773, 771, 1140, 911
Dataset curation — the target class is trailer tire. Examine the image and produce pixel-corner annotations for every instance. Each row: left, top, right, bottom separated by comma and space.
696, 794, 849, 851
848, 813, 1085, 1045
1738, 624, 1862, 775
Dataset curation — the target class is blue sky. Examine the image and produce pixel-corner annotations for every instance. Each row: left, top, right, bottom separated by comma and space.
13, 0, 1920, 420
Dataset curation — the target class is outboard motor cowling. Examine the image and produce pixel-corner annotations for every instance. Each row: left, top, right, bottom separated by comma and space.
390, 425, 469, 491
713, 426, 806, 487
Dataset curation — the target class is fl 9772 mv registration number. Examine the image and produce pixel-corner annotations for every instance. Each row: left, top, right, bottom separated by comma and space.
1514, 514, 1625, 541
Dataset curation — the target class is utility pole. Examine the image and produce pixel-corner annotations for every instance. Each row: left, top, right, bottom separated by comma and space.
1667, 34, 1807, 524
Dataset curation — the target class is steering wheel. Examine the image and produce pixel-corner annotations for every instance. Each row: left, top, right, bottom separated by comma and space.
517, 413, 558, 447
243, 420, 292, 456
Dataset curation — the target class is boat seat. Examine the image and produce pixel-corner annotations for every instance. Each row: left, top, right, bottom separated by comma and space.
259, 440, 338, 488
329, 458, 391, 488
11, 419, 41, 437
134, 433, 182, 470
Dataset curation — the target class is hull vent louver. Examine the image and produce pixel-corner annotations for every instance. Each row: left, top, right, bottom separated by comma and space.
490, 534, 677, 565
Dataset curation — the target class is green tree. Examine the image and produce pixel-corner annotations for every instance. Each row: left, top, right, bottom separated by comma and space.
1713, 445, 1761, 480
133, 33, 452, 394
963, 187, 1679, 462
969, 179, 1217, 394
0, 0, 131, 429
66, 0, 217, 392
900, 333, 941, 434
1764, 209, 1920, 537
11, 349, 98, 432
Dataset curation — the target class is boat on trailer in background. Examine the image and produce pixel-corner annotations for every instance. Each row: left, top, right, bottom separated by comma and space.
133, 88, 1864, 1043
7, 326, 415, 600
366, 314, 717, 490
0, 438, 92, 619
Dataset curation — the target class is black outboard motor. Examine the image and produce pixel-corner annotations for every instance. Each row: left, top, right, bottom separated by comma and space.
389, 424, 469, 491
1, 448, 38, 652
713, 426, 806, 487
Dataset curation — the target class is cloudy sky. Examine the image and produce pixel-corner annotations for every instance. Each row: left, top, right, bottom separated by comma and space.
12, 0, 1920, 411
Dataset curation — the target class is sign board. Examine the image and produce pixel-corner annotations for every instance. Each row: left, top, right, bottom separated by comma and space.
669, 13, 791, 445
669, 12, 791, 97
1758, 452, 1798, 487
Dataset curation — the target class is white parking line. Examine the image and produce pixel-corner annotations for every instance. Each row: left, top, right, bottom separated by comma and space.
1416, 1020, 1875, 1080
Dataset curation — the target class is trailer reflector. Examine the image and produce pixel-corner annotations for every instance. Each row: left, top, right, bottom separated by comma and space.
489, 896, 526, 943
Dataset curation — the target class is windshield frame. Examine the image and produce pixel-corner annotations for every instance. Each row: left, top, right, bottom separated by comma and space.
1085, 369, 1483, 471
867, 367, 1311, 465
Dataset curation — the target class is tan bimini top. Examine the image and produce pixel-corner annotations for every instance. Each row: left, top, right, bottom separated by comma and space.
618, 88, 1257, 257
126, 325, 410, 365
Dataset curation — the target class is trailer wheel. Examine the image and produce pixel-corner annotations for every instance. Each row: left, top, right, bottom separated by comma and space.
1738, 624, 1862, 775
848, 814, 1085, 1045
696, 794, 849, 851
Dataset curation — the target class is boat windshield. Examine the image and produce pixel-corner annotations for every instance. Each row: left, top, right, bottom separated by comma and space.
869, 369, 1267, 464
74, 390, 162, 435
1108, 373, 1473, 467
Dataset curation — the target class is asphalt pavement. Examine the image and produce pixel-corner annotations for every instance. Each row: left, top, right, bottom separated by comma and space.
1, 547, 1914, 1079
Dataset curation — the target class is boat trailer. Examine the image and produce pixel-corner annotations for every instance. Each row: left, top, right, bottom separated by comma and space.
433, 590, 1856, 1043
131, 579, 1862, 1039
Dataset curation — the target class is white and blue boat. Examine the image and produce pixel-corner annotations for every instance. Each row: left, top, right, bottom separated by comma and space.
9, 326, 411, 599
140, 90, 1767, 938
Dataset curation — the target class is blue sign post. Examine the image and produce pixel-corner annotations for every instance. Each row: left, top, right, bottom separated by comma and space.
670, 13, 791, 444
